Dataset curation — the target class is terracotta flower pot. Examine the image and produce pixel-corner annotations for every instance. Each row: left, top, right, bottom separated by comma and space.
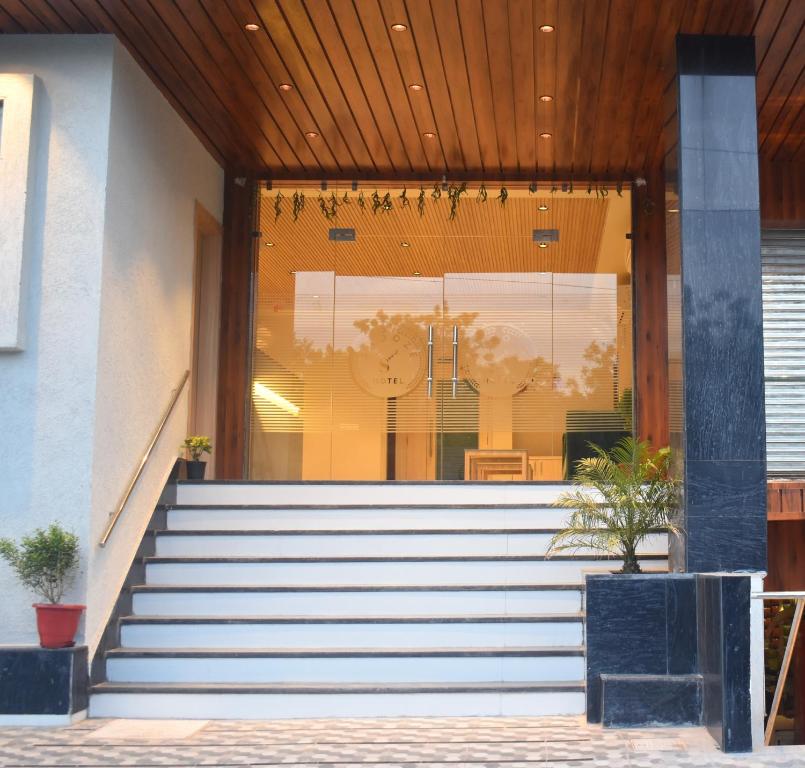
34, 603, 85, 649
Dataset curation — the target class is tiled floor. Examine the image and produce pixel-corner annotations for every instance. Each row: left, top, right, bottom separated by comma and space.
0, 715, 802, 767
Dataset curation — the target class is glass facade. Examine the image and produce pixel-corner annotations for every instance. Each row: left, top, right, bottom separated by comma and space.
249, 186, 633, 481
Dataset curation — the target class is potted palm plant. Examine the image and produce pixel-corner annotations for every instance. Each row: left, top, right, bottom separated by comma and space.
182, 435, 212, 480
0, 524, 83, 648
548, 437, 678, 573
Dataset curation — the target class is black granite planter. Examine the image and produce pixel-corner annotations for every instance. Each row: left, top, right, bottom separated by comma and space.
0, 646, 88, 717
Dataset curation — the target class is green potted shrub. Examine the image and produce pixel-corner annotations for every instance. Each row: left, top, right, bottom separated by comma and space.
0, 524, 83, 648
547, 437, 678, 573
182, 435, 212, 480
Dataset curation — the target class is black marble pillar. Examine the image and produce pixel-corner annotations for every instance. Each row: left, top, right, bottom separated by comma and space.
666, 35, 767, 573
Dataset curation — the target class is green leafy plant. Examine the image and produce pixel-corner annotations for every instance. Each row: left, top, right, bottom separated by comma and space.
547, 437, 679, 574
183, 435, 212, 461
0, 524, 80, 604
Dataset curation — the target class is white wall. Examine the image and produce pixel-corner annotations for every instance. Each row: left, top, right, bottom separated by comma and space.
86, 41, 223, 655
0, 36, 223, 653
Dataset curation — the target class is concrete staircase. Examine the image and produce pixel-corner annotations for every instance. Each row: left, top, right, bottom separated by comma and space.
89, 483, 667, 719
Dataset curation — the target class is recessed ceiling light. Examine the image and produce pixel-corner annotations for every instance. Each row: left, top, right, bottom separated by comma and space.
668, 208, 680, 213
313, 294, 320, 299
538, 203, 549, 211
423, 132, 436, 139
278, 83, 293, 91
539, 24, 555, 32
409, 83, 424, 91
305, 131, 319, 138
401, 241, 411, 247
539, 132, 552, 139
539, 94, 553, 102
244, 23, 260, 31
264, 241, 275, 247
538, 242, 549, 248
288, 270, 296, 275
391, 23, 408, 31
412, 271, 421, 276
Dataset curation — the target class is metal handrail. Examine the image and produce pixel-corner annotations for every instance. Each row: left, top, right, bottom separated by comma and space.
99, 369, 190, 547
753, 591, 805, 745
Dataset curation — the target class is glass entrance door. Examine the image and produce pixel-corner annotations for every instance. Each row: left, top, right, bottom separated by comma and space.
249, 186, 634, 482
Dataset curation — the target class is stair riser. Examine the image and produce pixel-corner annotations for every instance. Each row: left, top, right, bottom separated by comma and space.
106, 655, 585, 684
175, 484, 571, 507
167, 507, 572, 531
145, 559, 667, 587
132, 589, 583, 617
120, 621, 583, 649
155, 532, 667, 558
89, 690, 586, 719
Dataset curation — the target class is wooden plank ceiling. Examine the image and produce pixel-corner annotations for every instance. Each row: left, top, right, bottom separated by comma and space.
2, 0, 803, 179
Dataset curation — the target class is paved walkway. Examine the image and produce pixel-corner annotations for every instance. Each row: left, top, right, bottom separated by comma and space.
0, 716, 803, 767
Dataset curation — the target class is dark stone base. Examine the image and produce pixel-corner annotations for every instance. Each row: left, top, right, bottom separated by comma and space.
601, 674, 702, 727
0, 646, 88, 715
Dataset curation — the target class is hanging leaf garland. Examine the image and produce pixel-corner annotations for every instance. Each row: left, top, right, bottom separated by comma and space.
399, 187, 410, 207
417, 187, 426, 217
357, 191, 366, 210
447, 182, 468, 221
371, 190, 382, 214
381, 192, 393, 212
477, 183, 488, 203
342, 191, 350, 204
497, 186, 508, 206
528, 182, 538, 195
274, 191, 284, 221
292, 191, 305, 221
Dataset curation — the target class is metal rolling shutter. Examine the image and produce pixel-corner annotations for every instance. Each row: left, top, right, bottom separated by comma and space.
762, 230, 805, 477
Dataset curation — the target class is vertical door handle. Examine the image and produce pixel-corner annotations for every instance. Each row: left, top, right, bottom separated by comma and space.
451, 325, 459, 398
426, 325, 434, 398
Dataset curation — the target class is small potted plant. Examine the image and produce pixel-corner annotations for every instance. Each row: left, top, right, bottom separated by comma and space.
0, 524, 83, 648
182, 435, 212, 480
547, 437, 678, 573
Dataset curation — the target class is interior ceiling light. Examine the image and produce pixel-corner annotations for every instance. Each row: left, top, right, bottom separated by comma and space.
305, 131, 319, 138
264, 241, 275, 247
278, 83, 293, 91
409, 83, 424, 91
391, 23, 408, 31
539, 24, 555, 32
412, 271, 421, 276
423, 131, 437, 139
288, 270, 296, 275
538, 203, 549, 211
539, 94, 553, 102
244, 23, 260, 31
253, 381, 300, 416
539, 132, 552, 139
401, 241, 411, 247
538, 242, 549, 248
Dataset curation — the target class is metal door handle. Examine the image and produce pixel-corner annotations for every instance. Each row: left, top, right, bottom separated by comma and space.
426, 325, 434, 398
451, 325, 459, 398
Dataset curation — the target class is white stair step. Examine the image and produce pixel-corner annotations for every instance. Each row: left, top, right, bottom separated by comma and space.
105, 648, 585, 683
119, 615, 584, 649
154, 531, 669, 558
131, 585, 583, 617
144, 556, 668, 587
175, 483, 571, 507
166, 506, 572, 531
89, 682, 586, 719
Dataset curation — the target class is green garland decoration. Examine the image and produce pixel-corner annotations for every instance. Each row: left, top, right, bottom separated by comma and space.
497, 186, 508, 206
292, 191, 305, 221
274, 191, 284, 221
417, 187, 426, 217
477, 183, 488, 203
